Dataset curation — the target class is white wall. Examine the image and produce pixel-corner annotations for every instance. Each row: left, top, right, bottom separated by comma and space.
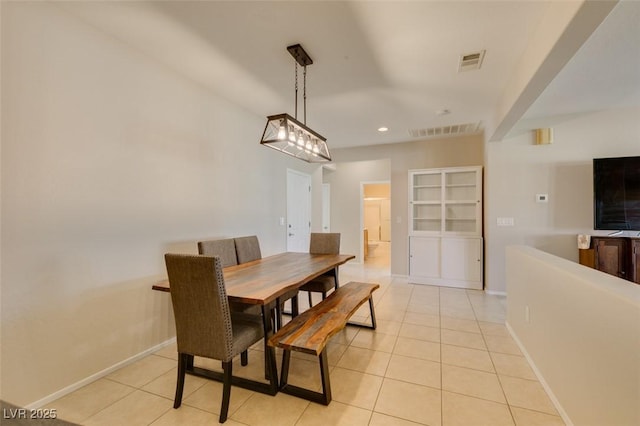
323, 160, 390, 262
506, 246, 640, 426
0, 2, 320, 406
485, 107, 640, 293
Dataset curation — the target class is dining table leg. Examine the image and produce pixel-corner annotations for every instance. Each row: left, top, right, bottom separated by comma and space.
262, 303, 278, 393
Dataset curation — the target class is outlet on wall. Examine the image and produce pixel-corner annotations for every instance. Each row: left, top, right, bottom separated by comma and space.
497, 217, 515, 227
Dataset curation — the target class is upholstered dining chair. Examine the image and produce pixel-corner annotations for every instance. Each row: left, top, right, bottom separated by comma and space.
165, 253, 269, 423
197, 239, 238, 267
234, 236, 262, 264
234, 236, 298, 328
300, 233, 341, 307
198, 238, 261, 317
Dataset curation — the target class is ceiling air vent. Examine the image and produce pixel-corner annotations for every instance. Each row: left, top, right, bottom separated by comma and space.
458, 50, 485, 72
408, 122, 481, 139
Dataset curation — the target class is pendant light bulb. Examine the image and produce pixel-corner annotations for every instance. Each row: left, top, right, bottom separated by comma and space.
277, 121, 286, 140
288, 126, 296, 143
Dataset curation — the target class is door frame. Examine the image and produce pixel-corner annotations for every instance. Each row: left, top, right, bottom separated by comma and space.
360, 180, 391, 263
322, 183, 331, 232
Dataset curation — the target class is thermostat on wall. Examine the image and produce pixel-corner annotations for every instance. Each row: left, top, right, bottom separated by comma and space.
536, 194, 549, 203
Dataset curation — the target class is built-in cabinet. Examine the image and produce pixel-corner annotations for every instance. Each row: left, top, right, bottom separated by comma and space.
579, 236, 640, 284
408, 166, 483, 289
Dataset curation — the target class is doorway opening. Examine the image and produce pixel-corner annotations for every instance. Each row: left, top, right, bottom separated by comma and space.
362, 182, 391, 268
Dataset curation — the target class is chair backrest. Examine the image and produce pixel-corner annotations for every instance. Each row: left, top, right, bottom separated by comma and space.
197, 239, 238, 267
234, 236, 262, 264
309, 233, 340, 255
164, 254, 233, 362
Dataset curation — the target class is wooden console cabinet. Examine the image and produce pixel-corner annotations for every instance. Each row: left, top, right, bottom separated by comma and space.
579, 236, 640, 284
632, 239, 640, 283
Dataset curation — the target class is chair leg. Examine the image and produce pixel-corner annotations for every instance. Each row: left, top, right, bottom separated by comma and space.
321, 291, 327, 300
291, 294, 299, 317
174, 353, 187, 409
275, 302, 283, 330
186, 354, 194, 370
307, 291, 313, 308
241, 350, 248, 366
219, 361, 232, 423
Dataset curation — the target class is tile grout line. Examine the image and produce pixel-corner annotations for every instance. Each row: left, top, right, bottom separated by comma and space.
438, 285, 445, 426
468, 289, 518, 426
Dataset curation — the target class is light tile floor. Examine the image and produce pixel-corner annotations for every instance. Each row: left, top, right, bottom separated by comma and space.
48, 262, 565, 426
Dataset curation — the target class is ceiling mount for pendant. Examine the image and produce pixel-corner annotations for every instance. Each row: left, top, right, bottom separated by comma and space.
259, 43, 330, 163
287, 44, 313, 67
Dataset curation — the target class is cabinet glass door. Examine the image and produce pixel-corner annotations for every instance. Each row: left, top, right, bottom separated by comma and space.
412, 172, 441, 202
411, 172, 442, 233
444, 170, 479, 234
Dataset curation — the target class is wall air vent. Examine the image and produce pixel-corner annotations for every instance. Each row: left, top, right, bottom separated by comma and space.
458, 50, 485, 72
408, 122, 481, 139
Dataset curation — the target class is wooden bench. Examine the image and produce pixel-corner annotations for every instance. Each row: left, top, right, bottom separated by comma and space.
267, 281, 379, 404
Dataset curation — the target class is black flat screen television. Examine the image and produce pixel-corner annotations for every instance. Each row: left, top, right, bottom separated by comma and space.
593, 156, 640, 231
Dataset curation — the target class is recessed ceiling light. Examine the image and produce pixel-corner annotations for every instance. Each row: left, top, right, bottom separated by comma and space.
436, 109, 451, 116
378, 127, 389, 132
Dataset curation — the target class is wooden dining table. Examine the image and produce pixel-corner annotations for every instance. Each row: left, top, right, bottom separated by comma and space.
153, 252, 354, 304
152, 251, 355, 395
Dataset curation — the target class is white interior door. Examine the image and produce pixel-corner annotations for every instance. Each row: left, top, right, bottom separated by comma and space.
287, 169, 311, 252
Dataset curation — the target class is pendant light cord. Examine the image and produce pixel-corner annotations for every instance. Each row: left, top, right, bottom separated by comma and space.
303, 66, 307, 125
293, 57, 308, 125
294, 62, 298, 121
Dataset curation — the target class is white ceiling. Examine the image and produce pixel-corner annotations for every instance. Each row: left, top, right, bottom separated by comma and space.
60, 1, 640, 149
513, 0, 640, 135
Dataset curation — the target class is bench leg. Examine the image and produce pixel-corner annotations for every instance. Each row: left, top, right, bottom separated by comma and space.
368, 296, 377, 330
279, 349, 291, 388
318, 349, 332, 404
278, 348, 331, 405
345, 296, 378, 330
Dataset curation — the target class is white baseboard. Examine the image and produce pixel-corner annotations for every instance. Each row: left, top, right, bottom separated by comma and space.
485, 289, 507, 296
25, 337, 177, 410
505, 322, 573, 426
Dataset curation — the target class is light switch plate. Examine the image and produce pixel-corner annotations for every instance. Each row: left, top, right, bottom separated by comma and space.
536, 194, 549, 203
497, 217, 514, 227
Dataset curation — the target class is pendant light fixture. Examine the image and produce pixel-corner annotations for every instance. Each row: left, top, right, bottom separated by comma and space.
260, 44, 330, 163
